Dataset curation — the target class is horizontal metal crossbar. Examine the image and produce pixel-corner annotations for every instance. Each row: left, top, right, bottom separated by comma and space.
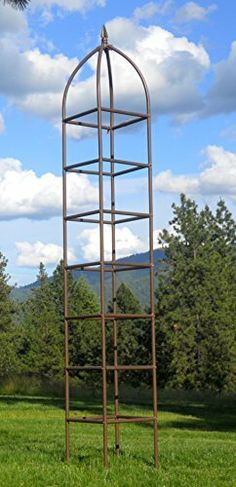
65, 261, 100, 271
64, 158, 148, 171
103, 157, 148, 168
65, 118, 146, 131
67, 415, 155, 424
65, 313, 154, 321
65, 208, 150, 224
101, 106, 149, 119
63, 107, 98, 123
64, 158, 99, 170
63, 106, 148, 125
66, 168, 112, 177
113, 116, 146, 130
114, 165, 149, 177
113, 264, 152, 272
65, 261, 152, 272
66, 120, 110, 131
66, 365, 155, 371
65, 166, 147, 177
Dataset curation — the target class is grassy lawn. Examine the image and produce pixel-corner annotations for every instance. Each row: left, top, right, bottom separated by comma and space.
0, 393, 235, 486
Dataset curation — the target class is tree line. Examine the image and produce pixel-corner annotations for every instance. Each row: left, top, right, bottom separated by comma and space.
0, 195, 235, 392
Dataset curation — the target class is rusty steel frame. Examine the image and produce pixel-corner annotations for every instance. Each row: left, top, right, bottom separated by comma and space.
62, 26, 158, 468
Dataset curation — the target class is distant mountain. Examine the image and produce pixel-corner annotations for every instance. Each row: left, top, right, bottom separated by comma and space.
11, 248, 165, 306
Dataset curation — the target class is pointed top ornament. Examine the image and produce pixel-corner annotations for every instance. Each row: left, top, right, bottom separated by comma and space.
101, 24, 108, 45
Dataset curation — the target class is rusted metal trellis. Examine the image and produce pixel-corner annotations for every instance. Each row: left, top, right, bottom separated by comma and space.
62, 26, 158, 468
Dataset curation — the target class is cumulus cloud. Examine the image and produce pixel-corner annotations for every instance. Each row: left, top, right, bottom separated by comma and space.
0, 3, 77, 123
16, 240, 75, 267
0, 158, 98, 220
0, 46, 77, 99
0, 113, 5, 134
0, 3, 27, 34
85, 17, 209, 120
175, 2, 217, 23
205, 41, 236, 116
32, 0, 106, 13
156, 170, 199, 193
79, 226, 147, 261
155, 145, 236, 201
0, 7, 210, 128
133, 1, 173, 20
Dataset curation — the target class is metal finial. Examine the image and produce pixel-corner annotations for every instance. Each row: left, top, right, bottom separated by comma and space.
101, 25, 108, 45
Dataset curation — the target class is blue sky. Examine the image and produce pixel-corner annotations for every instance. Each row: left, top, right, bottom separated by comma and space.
0, 0, 236, 285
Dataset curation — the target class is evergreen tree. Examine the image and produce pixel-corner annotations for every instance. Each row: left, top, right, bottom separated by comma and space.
156, 194, 236, 391
0, 252, 18, 376
0, 252, 14, 332
19, 263, 63, 379
68, 277, 101, 383
108, 283, 146, 386
50, 260, 73, 333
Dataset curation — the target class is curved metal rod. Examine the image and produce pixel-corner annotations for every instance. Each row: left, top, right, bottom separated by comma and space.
62, 43, 151, 120
62, 45, 100, 120
107, 44, 151, 114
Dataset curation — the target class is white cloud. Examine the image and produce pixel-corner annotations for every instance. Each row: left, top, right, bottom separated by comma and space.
155, 145, 236, 201
0, 158, 98, 220
0, 46, 77, 98
90, 18, 209, 119
175, 2, 217, 23
0, 4, 27, 34
31, 0, 106, 13
0, 10, 210, 127
31, 0, 106, 25
0, 113, 5, 134
199, 145, 236, 196
16, 240, 75, 267
0, 4, 77, 123
205, 41, 236, 116
133, 1, 173, 20
79, 226, 147, 261
156, 169, 199, 193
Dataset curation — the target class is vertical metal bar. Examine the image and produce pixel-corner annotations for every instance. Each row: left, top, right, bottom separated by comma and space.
109, 43, 158, 468
61, 43, 100, 466
105, 49, 120, 455
147, 109, 158, 468
96, 44, 108, 468
62, 120, 70, 462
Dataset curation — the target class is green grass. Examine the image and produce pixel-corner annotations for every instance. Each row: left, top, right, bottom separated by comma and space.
0, 394, 235, 486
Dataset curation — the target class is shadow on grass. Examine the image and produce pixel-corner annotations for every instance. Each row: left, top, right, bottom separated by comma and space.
1, 394, 235, 434
113, 400, 236, 433
0, 394, 107, 416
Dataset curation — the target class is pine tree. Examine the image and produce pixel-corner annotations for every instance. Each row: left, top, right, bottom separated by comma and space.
68, 277, 101, 383
20, 263, 63, 379
50, 259, 73, 334
156, 194, 236, 391
0, 252, 18, 376
108, 283, 146, 386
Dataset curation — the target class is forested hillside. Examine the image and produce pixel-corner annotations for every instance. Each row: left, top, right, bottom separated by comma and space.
11, 249, 164, 305
1, 195, 236, 392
